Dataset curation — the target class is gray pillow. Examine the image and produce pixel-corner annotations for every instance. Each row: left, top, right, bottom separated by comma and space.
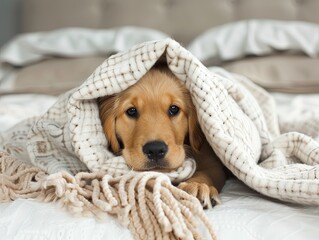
223, 54, 319, 93
3, 56, 106, 95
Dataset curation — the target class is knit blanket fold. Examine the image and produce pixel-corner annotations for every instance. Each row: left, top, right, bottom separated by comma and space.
1, 38, 319, 239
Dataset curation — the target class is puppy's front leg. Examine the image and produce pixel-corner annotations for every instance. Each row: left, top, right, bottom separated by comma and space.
178, 141, 227, 208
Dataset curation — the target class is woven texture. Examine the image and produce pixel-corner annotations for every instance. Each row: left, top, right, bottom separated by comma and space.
1, 38, 319, 239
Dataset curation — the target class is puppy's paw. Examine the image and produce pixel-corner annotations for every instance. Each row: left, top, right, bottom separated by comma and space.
178, 182, 221, 209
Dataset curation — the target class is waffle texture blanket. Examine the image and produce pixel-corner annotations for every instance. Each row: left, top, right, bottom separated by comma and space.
1, 38, 319, 239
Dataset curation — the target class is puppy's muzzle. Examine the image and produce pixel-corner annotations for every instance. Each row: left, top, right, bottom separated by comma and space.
143, 140, 168, 162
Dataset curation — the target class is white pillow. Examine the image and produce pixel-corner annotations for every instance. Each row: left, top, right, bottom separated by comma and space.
0, 27, 169, 66
188, 20, 319, 66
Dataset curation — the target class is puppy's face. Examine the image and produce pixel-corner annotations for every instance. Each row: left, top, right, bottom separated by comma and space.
98, 69, 202, 171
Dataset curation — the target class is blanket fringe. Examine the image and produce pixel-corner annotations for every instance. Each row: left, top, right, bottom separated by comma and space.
0, 152, 217, 240
0, 152, 45, 201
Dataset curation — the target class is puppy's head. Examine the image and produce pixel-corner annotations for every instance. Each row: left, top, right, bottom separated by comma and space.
98, 68, 203, 171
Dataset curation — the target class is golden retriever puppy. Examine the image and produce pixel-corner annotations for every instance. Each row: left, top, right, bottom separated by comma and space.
98, 67, 226, 208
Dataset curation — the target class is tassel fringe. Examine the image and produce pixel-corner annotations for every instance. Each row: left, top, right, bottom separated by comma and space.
0, 152, 217, 240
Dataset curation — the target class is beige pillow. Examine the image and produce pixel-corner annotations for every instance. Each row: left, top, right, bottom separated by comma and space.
223, 55, 319, 93
5, 54, 319, 95
6, 56, 106, 95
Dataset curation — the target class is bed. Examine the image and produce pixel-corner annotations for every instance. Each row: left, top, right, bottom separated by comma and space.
1, 0, 319, 239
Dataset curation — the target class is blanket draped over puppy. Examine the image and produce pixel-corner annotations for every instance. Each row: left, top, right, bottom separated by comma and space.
1, 38, 319, 239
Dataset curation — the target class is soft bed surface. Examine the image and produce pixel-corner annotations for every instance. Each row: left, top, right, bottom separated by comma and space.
0, 180, 318, 240
0, 94, 57, 132
0, 93, 319, 239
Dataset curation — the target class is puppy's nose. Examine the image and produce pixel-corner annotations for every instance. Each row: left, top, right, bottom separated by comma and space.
143, 141, 168, 161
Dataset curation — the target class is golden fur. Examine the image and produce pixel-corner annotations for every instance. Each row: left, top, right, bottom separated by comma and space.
98, 68, 226, 208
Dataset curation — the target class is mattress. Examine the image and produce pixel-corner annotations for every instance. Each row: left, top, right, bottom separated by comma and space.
0, 92, 319, 240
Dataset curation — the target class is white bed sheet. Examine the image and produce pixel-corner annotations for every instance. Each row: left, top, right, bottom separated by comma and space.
0, 94, 57, 132
1, 93, 319, 240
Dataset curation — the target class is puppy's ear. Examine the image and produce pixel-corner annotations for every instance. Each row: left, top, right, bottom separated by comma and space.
188, 105, 205, 153
98, 95, 120, 154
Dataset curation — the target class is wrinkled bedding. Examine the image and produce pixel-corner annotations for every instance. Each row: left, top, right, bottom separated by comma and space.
2, 20, 319, 96
1, 179, 318, 240
0, 92, 319, 240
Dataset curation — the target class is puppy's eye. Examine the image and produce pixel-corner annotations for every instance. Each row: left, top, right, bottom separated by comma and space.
168, 105, 180, 116
126, 107, 138, 118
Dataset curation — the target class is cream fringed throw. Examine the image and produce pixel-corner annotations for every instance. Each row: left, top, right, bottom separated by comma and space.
0, 152, 215, 240
1, 38, 319, 238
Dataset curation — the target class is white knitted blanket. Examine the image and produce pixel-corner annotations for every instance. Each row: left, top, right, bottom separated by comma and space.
1, 38, 319, 239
